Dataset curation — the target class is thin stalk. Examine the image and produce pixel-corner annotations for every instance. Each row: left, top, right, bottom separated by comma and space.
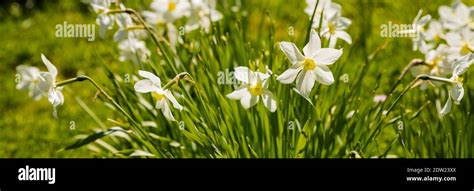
56, 76, 159, 155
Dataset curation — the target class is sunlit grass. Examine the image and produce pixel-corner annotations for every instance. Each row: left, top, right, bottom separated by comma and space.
1, 0, 472, 158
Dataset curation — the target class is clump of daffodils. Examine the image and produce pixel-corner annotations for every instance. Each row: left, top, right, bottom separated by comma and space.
142, 0, 223, 47
86, 0, 151, 64
305, 0, 352, 48
277, 29, 343, 98
405, 0, 474, 115
16, 54, 64, 117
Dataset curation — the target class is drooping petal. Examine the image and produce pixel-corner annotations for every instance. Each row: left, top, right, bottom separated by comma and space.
134, 79, 159, 93
41, 54, 58, 80
240, 93, 259, 109
450, 83, 464, 104
155, 99, 175, 121
276, 64, 303, 84
226, 85, 250, 100
138, 70, 161, 86
164, 90, 183, 110
440, 96, 452, 116
280, 42, 305, 65
296, 70, 316, 98
303, 29, 321, 57
334, 30, 352, 45
313, 48, 343, 65
314, 65, 335, 85
262, 90, 277, 112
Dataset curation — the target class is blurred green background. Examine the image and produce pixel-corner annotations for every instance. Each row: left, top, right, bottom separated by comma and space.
0, 0, 468, 157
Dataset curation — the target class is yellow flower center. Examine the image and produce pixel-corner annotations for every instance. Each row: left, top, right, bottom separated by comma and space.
248, 83, 263, 96
168, 2, 177, 11
328, 23, 336, 34
460, 43, 472, 56
303, 58, 316, 71
433, 34, 441, 43
152, 92, 165, 101
455, 76, 464, 83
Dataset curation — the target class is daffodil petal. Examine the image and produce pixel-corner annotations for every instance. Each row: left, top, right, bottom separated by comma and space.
314, 65, 335, 85
296, 70, 316, 98
276, 64, 302, 84
164, 90, 183, 110
138, 70, 161, 86
440, 96, 452, 116
240, 94, 259, 109
134, 79, 158, 93
234, 67, 255, 84
313, 48, 343, 65
262, 90, 277, 112
334, 31, 352, 44
280, 42, 305, 65
41, 54, 58, 79
226, 85, 250, 100
450, 83, 464, 104
303, 29, 321, 56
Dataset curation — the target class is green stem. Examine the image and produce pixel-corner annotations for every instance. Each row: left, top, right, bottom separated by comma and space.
55, 76, 159, 155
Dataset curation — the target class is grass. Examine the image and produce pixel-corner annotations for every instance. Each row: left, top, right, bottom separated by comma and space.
0, 0, 472, 158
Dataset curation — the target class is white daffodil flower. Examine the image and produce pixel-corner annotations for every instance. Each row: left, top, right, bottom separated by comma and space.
424, 20, 445, 46
90, 0, 120, 38
226, 67, 276, 112
410, 45, 451, 90
16, 65, 44, 100
438, 1, 473, 31
445, 27, 474, 56
424, 44, 452, 76
143, 0, 190, 24
40, 54, 64, 117
403, 10, 432, 51
305, 0, 339, 28
118, 37, 151, 64
17, 55, 64, 117
113, 13, 146, 42
440, 53, 473, 115
185, 0, 223, 32
134, 70, 183, 121
277, 29, 343, 98
320, 10, 352, 48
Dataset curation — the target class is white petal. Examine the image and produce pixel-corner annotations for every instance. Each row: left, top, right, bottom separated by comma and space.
138, 70, 161, 86
453, 54, 473, 76
276, 64, 303, 84
240, 94, 259, 109
134, 79, 158, 93
296, 70, 316, 98
314, 65, 334, 85
41, 54, 58, 79
164, 90, 183, 110
450, 83, 464, 104
262, 90, 277, 112
303, 29, 321, 56
226, 85, 250, 100
157, 99, 175, 121
234, 67, 255, 84
48, 88, 64, 107
334, 30, 352, 44
313, 48, 343, 65
280, 42, 305, 65
440, 96, 452, 116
